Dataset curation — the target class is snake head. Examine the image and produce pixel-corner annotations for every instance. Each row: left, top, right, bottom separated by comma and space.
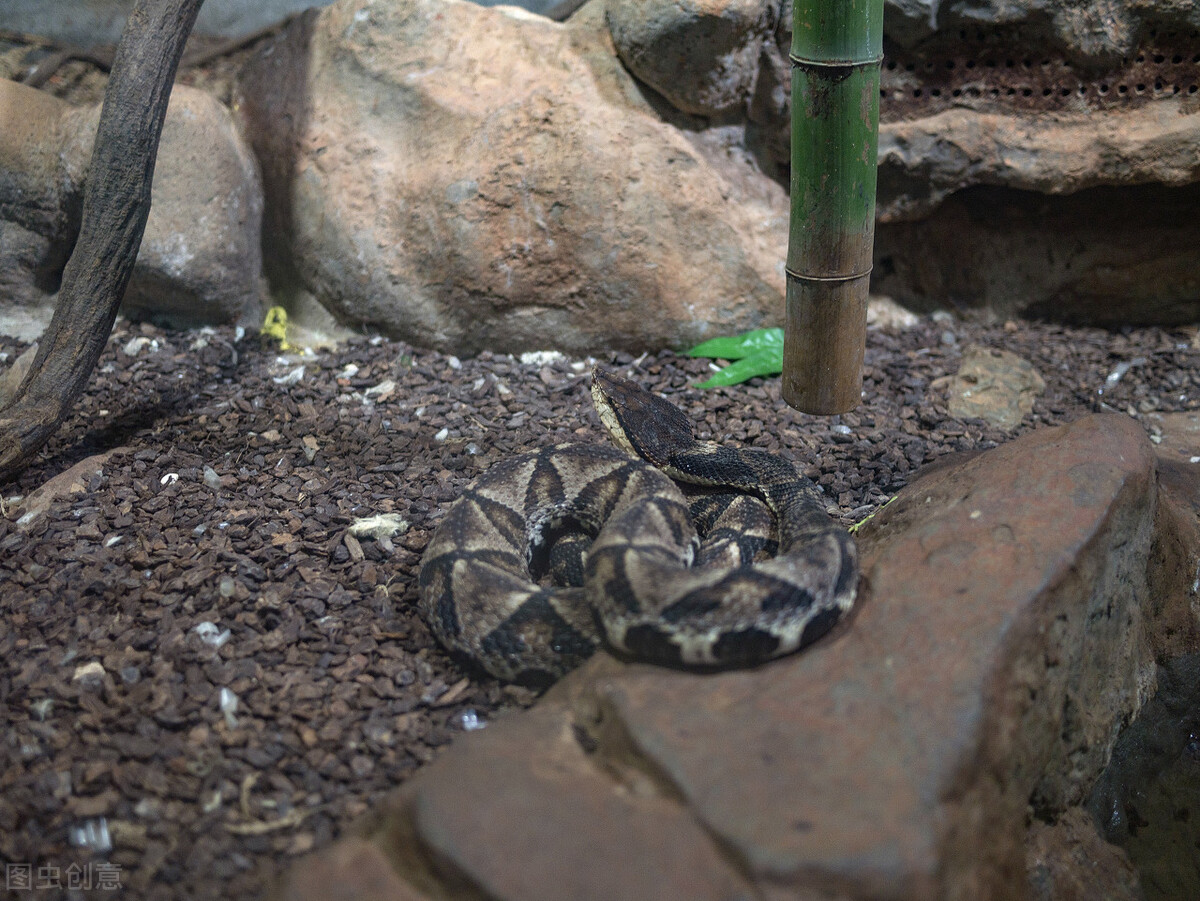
591, 368, 696, 467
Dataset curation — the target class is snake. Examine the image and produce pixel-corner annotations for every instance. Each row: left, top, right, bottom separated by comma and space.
418, 368, 858, 683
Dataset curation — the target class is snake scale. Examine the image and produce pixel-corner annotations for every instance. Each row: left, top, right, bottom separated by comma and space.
418, 368, 858, 683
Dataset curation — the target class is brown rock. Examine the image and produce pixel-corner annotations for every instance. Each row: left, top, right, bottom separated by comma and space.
873, 181, 1200, 326
877, 102, 1200, 221
59, 86, 265, 327
1025, 807, 1141, 901
272, 837, 429, 901
749, 4, 1200, 325
1148, 410, 1200, 466
582, 419, 1162, 897
366, 697, 753, 901
1146, 411, 1200, 660
606, 0, 774, 117
0, 342, 37, 408
0, 79, 264, 335
15, 449, 122, 530
235, 0, 790, 355
937, 344, 1045, 428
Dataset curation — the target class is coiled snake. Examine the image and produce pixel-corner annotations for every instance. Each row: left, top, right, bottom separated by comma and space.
418, 368, 858, 683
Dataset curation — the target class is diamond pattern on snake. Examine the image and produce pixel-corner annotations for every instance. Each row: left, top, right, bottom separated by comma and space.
419, 368, 858, 684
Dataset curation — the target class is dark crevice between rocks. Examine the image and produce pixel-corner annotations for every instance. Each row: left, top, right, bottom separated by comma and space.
1086, 653, 1200, 901
567, 687, 770, 898
360, 798, 495, 901
873, 183, 1200, 326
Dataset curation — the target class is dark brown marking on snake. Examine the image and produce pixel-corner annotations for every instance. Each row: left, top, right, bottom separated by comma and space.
620, 624, 685, 665
710, 627, 782, 664
797, 604, 844, 650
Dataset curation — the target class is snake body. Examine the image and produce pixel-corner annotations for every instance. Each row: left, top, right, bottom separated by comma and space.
418, 369, 858, 683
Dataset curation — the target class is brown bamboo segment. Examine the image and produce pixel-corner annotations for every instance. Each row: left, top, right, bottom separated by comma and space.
783, 275, 868, 414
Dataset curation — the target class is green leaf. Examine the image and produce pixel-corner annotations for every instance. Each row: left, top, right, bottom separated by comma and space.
694, 347, 784, 388
686, 328, 783, 360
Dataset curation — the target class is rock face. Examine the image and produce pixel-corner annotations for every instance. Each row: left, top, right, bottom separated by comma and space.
875, 102, 1200, 222
230, 0, 1200, 347
882, 0, 1200, 65
277, 414, 1200, 900
1026, 808, 1141, 901
873, 182, 1200, 326
606, 0, 776, 117
620, 0, 1200, 325
0, 79, 264, 336
235, 0, 791, 355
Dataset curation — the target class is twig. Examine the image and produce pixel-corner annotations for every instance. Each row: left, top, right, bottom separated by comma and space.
0, 0, 205, 481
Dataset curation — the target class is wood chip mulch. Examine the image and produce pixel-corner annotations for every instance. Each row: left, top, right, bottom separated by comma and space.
1, 316, 1196, 899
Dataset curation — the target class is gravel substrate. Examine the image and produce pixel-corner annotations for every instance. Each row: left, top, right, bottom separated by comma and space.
1, 316, 1197, 899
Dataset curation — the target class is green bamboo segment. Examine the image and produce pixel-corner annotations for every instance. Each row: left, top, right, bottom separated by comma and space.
782, 0, 884, 414
790, 0, 885, 63
788, 64, 879, 276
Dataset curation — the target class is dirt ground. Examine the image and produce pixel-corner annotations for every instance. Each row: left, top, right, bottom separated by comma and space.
1, 316, 1197, 898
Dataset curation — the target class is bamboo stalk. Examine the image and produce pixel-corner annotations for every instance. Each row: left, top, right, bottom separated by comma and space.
782, 0, 884, 414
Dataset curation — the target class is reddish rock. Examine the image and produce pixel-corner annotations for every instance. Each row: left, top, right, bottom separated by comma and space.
588, 415, 1161, 898
15, 449, 122, 529
606, 0, 773, 117
283, 414, 1198, 900
367, 697, 753, 901
272, 837, 429, 901
1025, 808, 1141, 901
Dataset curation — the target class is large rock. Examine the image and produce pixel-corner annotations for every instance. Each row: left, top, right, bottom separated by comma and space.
231, 0, 1199, 341
936, 345, 1045, 428
606, 0, 776, 117
277, 414, 1200, 900
235, 0, 791, 355
0, 79, 265, 337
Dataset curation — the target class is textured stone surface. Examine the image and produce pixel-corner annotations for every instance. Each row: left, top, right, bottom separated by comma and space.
224, 0, 1200, 342
606, 0, 774, 117
0, 81, 80, 328
59, 86, 266, 326
272, 837, 428, 901
0, 79, 264, 334
585, 416, 1160, 896
1025, 807, 1141, 901
280, 414, 1199, 900
936, 345, 1046, 429
364, 696, 753, 901
884, 0, 1200, 64
12, 449, 121, 529
1084, 652, 1200, 900
683, 0, 1200, 324
235, 0, 790, 355
876, 100, 1200, 222
1149, 410, 1200, 466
